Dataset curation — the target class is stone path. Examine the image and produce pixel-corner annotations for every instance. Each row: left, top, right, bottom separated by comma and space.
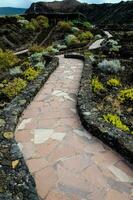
89, 38, 104, 50
15, 55, 133, 200
89, 31, 112, 50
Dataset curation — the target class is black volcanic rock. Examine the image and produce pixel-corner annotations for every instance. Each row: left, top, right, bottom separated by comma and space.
26, 0, 133, 25
75, 1, 133, 25
26, 0, 81, 14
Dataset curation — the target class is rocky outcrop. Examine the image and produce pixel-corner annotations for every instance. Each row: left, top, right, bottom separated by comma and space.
26, 0, 81, 14
26, 0, 133, 25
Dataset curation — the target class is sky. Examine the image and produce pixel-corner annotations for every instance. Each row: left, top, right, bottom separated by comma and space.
0, 0, 128, 8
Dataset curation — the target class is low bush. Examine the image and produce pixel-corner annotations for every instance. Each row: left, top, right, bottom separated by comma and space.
91, 77, 105, 93
2, 78, 27, 99
103, 39, 121, 53
84, 51, 93, 58
78, 31, 93, 42
58, 21, 72, 31
45, 46, 59, 55
16, 15, 25, 21
55, 44, 67, 50
36, 15, 49, 29
98, 59, 124, 73
65, 34, 79, 47
29, 44, 45, 54
35, 62, 45, 70
31, 18, 39, 30
103, 114, 129, 132
118, 88, 133, 102
24, 21, 37, 31
23, 67, 41, 81
30, 52, 44, 65
107, 78, 121, 87
71, 27, 80, 33
0, 49, 19, 71
21, 60, 31, 68
82, 21, 92, 29
18, 19, 36, 31
18, 15, 49, 31
9, 66, 22, 76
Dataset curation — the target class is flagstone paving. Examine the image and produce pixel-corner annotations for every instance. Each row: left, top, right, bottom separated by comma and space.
15, 55, 133, 200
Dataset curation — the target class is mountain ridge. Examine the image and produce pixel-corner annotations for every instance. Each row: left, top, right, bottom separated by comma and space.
0, 7, 26, 16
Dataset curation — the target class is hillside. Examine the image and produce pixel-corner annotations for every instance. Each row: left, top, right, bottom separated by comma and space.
0, 7, 26, 16
26, 0, 133, 25
75, 1, 133, 25
26, 0, 81, 13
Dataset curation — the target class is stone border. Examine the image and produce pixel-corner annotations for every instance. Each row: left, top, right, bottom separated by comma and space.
0, 56, 59, 200
65, 53, 133, 164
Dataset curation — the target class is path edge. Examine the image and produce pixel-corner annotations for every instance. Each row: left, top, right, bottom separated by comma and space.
65, 53, 133, 165
0, 56, 59, 200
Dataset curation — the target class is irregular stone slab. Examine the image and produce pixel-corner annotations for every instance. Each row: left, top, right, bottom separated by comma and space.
34, 129, 54, 144
109, 165, 133, 183
17, 118, 32, 130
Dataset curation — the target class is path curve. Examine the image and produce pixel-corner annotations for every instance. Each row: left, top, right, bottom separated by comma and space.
89, 31, 113, 50
89, 38, 104, 50
15, 55, 133, 200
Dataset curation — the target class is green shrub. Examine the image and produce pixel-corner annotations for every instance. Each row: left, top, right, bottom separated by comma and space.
23, 67, 41, 81
58, 21, 72, 31
53, 44, 67, 50
31, 18, 39, 30
36, 15, 49, 29
2, 78, 27, 99
21, 60, 31, 68
107, 78, 121, 87
24, 21, 36, 31
29, 44, 45, 53
98, 59, 124, 73
84, 51, 93, 58
105, 39, 121, 52
65, 34, 79, 46
30, 52, 43, 65
35, 62, 45, 70
9, 66, 22, 76
19, 19, 38, 31
91, 77, 105, 93
78, 31, 93, 42
16, 15, 25, 21
45, 46, 59, 55
0, 49, 19, 70
118, 88, 133, 102
83, 21, 92, 29
103, 114, 129, 132
71, 27, 80, 33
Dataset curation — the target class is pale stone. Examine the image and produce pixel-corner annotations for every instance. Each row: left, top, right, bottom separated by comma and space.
71, 108, 77, 114
83, 112, 91, 116
67, 75, 74, 80
52, 90, 75, 102
109, 165, 133, 183
17, 118, 32, 130
18, 143, 23, 151
73, 129, 92, 140
34, 129, 54, 144
51, 132, 66, 141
